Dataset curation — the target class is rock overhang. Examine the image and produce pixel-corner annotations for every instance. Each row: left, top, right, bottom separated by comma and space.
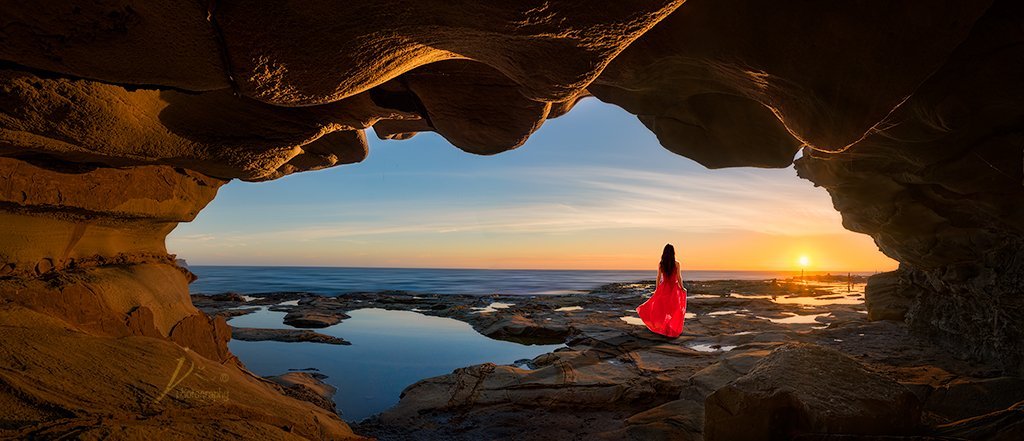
0, 0, 1020, 373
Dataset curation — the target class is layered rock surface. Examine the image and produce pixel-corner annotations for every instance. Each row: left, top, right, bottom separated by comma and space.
0, 0, 1021, 438
0, 154, 359, 438
195, 279, 1022, 440
795, 0, 1024, 373
704, 343, 922, 440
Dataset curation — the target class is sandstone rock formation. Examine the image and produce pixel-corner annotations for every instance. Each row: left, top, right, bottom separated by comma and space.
0, 158, 357, 438
704, 343, 921, 440
231, 326, 351, 345
267, 372, 340, 414
283, 309, 350, 329
198, 281, 1022, 440
863, 271, 916, 322
1, 0, 1021, 437
795, 0, 1024, 373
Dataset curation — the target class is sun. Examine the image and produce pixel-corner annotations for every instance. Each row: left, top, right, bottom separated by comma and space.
798, 255, 810, 267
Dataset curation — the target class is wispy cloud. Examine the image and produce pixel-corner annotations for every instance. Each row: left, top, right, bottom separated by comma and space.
181, 165, 844, 245
170, 233, 218, 242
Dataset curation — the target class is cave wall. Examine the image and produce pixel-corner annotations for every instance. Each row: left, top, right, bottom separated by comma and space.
0, 157, 361, 438
0, 0, 1021, 434
794, 0, 1024, 373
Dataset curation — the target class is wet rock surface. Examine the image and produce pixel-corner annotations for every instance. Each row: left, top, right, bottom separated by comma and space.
266, 372, 339, 413
194, 276, 1023, 440
283, 310, 349, 329
231, 327, 350, 345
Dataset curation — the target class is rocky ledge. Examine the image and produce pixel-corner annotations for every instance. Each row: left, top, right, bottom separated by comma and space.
194, 277, 1024, 440
231, 327, 350, 345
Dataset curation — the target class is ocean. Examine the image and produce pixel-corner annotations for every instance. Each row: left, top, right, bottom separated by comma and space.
186, 265, 877, 296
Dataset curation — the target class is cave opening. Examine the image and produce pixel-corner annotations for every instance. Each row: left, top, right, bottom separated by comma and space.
168, 99, 900, 425
1, 0, 1021, 439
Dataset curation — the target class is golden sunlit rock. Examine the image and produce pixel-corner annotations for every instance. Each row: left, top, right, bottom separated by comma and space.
0, 0, 1021, 439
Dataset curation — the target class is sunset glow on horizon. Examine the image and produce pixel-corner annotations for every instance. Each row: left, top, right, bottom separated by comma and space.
169, 99, 898, 273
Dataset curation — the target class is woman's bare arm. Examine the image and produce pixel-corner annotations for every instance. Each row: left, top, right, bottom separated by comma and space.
656, 264, 662, 286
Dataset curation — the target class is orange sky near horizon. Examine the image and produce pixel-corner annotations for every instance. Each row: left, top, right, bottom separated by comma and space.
172, 220, 897, 272
168, 99, 899, 273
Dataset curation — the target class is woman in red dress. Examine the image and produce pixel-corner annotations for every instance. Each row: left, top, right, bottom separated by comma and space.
636, 243, 687, 337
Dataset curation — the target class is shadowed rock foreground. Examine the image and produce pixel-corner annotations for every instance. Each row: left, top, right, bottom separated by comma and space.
1, 0, 1022, 438
192, 278, 1024, 440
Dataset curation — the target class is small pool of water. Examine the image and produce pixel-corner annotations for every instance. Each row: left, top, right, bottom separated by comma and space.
619, 315, 645, 326
728, 292, 864, 306
228, 307, 290, 329
554, 306, 583, 312
472, 302, 514, 314
228, 308, 563, 422
707, 310, 742, 316
758, 312, 831, 324
729, 293, 774, 300
621, 312, 697, 326
772, 295, 863, 306
689, 343, 737, 352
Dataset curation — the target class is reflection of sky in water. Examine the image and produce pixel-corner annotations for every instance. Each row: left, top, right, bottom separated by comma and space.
758, 312, 831, 324
689, 343, 737, 352
620, 315, 644, 326
620, 312, 696, 326
554, 306, 583, 312
772, 296, 862, 306
728, 284, 865, 306
471, 302, 514, 314
228, 308, 563, 422
227, 307, 290, 329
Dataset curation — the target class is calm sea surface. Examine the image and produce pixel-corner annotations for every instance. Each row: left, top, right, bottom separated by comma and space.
187, 265, 877, 295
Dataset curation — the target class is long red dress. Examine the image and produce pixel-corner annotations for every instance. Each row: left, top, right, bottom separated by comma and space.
636, 262, 687, 337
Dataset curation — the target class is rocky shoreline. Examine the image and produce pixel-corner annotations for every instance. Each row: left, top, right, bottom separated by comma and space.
192, 277, 1023, 440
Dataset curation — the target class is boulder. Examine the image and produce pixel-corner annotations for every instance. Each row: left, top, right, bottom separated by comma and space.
231, 327, 350, 345
479, 314, 571, 345
864, 271, 916, 322
705, 343, 921, 440
686, 349, 772, 399
283, 310, 348, 328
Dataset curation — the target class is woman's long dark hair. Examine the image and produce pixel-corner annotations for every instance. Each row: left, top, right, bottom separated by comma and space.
660, 244, 675, 276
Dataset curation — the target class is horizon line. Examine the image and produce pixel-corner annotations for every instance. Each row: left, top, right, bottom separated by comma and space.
178, 262, 895, 273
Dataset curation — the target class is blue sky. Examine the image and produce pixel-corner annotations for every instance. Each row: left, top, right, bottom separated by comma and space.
168, 98, 896, 271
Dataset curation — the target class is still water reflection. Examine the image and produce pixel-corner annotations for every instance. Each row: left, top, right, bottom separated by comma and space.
229, 308, 564, 422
